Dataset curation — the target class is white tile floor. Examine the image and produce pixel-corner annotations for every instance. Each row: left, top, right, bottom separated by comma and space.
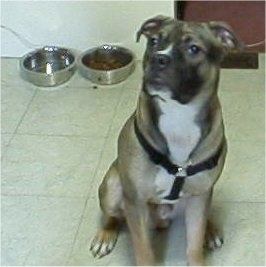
1, 55, 265, 266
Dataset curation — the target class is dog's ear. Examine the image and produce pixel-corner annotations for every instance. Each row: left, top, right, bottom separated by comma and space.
136, 15, 172, 42
208, 21, 245, 51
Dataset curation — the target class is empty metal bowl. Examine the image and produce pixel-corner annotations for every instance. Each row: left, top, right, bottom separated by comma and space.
78, 45, 135, 85
20, 46, 76, 87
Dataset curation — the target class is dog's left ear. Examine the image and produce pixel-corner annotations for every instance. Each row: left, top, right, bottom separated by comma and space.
208, 21, 245, 51
136, 15, 172, 42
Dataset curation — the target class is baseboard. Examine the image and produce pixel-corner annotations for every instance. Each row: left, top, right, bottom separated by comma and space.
221, 52, 259, 69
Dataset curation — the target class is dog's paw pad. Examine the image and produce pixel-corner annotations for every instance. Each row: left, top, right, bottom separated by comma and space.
90, 230, 118, 258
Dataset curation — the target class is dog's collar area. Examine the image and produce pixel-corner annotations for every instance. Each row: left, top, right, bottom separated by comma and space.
134, 119, 224, 200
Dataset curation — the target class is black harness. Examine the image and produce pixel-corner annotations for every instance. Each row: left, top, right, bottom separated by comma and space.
134, 119, 224, 201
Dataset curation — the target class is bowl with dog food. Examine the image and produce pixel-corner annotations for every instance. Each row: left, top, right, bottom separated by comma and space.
20, 46, 77, 87
78, 45, 135, 85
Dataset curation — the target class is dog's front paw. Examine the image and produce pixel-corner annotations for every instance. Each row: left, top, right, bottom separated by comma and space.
205, 221, 223, 250
90, 229, 118, 258
206, 233, 223, 250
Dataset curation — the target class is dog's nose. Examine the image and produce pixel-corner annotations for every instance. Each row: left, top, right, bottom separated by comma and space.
152, 54, 170, 69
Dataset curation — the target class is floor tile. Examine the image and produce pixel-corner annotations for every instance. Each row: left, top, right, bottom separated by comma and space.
90, 134, 118, 191
2, 134, 105, 198
1, 58, 35, 88
259, 53, 265, 72
16, 86, 122, 137
220, 54, 265, 92
67, 195, 135, 266
215, 139, 265, 202
1, 195, 84, 266
1, 133, 13, 156
68, 200, 265, 266
207, 202, 265, 266
219, 73, 264, 142
1, 84, 36, 134
109, 86, 140, 136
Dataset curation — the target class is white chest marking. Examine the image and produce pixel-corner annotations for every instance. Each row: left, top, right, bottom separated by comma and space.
157, 44, 173, 56
158, 98, 201, 166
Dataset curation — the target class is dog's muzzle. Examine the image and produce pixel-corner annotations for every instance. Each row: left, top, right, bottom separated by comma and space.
144, 53, 171, 87
151, 53, 170, 70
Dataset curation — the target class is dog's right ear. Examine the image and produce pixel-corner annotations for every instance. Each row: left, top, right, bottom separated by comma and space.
136, 15, 172, 42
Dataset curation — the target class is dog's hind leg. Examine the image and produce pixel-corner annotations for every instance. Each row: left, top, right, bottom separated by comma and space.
90, 160, 123, 258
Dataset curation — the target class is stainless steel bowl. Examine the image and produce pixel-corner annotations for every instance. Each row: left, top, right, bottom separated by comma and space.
78, 45, 135, 85
20, 46, 76, 87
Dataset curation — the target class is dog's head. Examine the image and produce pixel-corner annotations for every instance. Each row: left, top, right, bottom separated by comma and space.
137, 15, 244, 104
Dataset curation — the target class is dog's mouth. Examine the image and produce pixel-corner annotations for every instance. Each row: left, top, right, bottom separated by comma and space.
143, 75, 173, 100
146, 78, 163, 87
144, 72, 168, 88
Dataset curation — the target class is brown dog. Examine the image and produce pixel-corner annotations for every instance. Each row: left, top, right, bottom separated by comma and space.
90, 15, 243, 265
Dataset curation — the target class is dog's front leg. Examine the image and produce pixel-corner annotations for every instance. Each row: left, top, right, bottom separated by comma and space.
185, 189, 213, 266
124, 198, 155, 266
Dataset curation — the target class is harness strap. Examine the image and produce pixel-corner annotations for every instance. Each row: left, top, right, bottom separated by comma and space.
134, 119, 224, 200
164, 176, 185, 201
134, 119, 181, 175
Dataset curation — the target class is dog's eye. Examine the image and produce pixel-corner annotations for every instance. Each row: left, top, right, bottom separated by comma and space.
149, 37, 159, 47
188, 44, 201, 55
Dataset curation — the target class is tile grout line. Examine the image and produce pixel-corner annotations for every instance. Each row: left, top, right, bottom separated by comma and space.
66, 85, 128, 264
84, 85, 128, 201
1, 192, 86, 199
2, 132, 110, 139
2, 131, 264, 143
1, 88, 38, 160
2, 191, 264, 204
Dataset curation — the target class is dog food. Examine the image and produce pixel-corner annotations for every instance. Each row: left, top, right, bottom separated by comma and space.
84, 58, 124, 70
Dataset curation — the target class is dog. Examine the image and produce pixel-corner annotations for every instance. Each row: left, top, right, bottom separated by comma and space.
90, 15, 243, 266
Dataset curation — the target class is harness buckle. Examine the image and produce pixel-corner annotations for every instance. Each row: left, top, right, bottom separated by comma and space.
177, 167, 183, 173
175, 166, 187, 177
